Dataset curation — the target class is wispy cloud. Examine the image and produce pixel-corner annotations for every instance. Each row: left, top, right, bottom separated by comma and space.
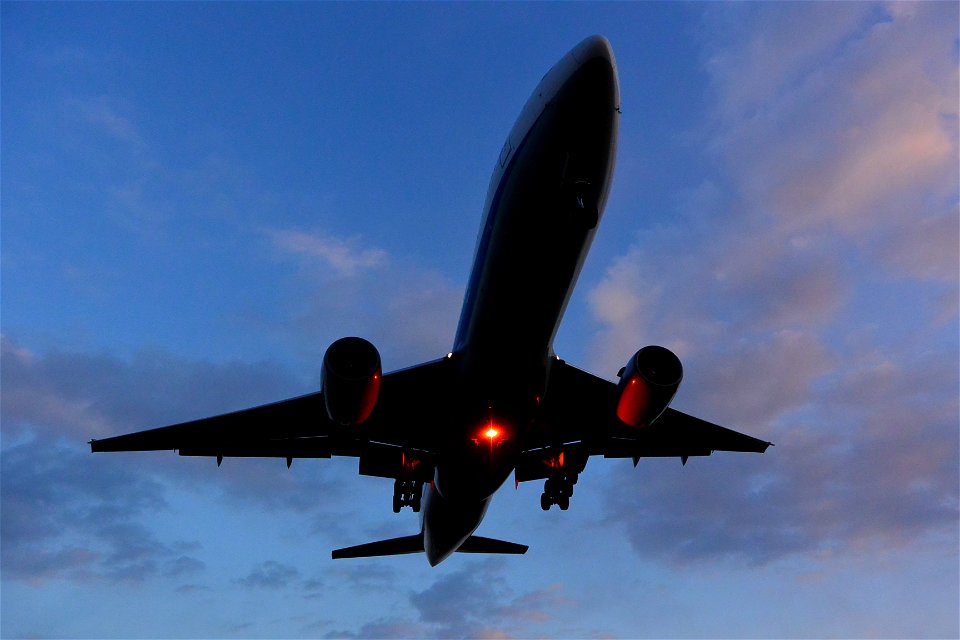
68, 95, 147, 151
270, 228, 388, 277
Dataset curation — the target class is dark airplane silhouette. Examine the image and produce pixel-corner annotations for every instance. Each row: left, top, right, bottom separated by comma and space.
91, 36, 771, 566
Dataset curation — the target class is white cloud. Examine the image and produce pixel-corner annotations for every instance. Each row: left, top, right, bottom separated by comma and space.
68, 95, 146, 151
270, 228, 388, 277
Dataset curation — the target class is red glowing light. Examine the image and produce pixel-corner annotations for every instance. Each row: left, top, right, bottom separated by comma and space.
616, 374, 650, 427
544, 450, 565, 469
485, 427, 499, 439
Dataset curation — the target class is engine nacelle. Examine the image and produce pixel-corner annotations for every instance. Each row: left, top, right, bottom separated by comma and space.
321, 337, 382, 426
616, 345, 683, 427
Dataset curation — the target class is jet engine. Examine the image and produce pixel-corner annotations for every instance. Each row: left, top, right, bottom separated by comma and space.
321, 337, 382, 426
615, 345, 683, 427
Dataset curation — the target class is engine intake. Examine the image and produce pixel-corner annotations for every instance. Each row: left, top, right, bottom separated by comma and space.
616, 345, 683, 427
321, 337, 382, 426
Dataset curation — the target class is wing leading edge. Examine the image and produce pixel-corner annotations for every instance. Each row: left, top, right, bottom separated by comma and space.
90, 357, 454, 472
517, 360, 771, 482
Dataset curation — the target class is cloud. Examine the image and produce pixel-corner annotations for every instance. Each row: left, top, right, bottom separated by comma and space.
235, 560, 301, 589
604, 349, 958, 565
412, 559, 567, 638
589, 2, 959, 566
0, 335, 358, 587
0, 335, 302, 443
878, 210, 959, 282
0, 434, 205, 584
702, 3, 958, 238
67, 95, 147, 151
164, 555, 207, 578
324, 562, 398, 590
270, 228, 388, 277
325, 558, 566, 639
319, 559, 567, 639
262, 225, 462, 367
323, 620, 427, 639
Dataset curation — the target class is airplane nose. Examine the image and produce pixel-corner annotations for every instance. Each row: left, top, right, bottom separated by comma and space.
570, 35, 616, 68
558, 35, 619, 115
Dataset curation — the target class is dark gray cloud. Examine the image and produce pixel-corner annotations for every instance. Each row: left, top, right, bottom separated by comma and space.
414, 559, 566, 638
1, 334, 304, 443
602, 349, 959, 565
323, 620, 427, 639
326, 559, 565, 639
324, 562, 399, 590
0, 335, 351, 586
164, 554, 207, 578
174, 583, 211, 594
0, 434, 204, 583
1, 334, 347, 509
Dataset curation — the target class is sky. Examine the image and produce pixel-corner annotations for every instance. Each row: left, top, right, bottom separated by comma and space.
1, 2, 958, 638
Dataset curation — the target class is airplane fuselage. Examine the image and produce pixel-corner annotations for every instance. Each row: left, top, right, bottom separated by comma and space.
423, 37, 620, 565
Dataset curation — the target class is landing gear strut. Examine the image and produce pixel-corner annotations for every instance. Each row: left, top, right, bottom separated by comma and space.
540, 473, 577, 511
392, 479, 423, 513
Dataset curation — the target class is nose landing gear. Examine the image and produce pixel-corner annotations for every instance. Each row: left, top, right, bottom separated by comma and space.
393, 479, 423, 513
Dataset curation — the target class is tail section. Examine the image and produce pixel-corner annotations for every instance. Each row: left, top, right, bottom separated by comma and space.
332, 533, 527, 560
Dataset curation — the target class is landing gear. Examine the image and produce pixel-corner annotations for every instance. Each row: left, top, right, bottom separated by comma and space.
393, 479, 423, 513
540, 473, 577, 511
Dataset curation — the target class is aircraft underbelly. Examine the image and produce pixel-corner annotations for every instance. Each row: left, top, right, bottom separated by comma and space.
459, 148, 595, 365
422, 484, 491, 566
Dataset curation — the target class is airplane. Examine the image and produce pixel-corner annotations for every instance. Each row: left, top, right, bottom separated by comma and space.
90, 35, 771, 566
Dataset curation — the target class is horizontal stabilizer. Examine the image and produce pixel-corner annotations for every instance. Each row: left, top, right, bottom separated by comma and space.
332, 533, 528, 559
332, 534, 424, 559
457, 535, 528, 555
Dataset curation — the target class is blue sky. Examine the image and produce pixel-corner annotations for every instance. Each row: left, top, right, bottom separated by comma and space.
2, 2, 957, 638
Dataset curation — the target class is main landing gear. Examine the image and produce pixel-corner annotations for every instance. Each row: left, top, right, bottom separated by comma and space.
540, 473, 577, 511
393, 479, 423, 513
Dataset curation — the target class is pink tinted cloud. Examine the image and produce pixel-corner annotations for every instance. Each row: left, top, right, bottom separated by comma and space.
589, 3, 958, 566
707, 3, 957, 240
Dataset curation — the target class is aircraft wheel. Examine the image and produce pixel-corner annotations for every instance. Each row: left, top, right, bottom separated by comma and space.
558, 495, 570, 511
392, 496, 402, 513
540, 493, 551, 511
544, 478, 558, 496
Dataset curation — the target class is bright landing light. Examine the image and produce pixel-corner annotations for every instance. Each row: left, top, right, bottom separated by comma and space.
484, 427, 499, 439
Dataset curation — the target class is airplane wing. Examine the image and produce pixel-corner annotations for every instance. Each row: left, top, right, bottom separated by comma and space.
90, 357, 451, 480
516, 360, 771, 483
